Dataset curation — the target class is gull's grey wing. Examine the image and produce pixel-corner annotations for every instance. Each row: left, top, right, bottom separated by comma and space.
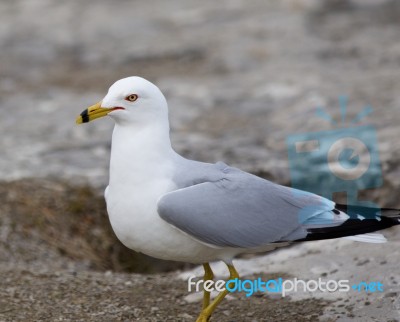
157, 162, 338, 248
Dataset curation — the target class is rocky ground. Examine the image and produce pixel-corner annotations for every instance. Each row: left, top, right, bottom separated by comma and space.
1, 0, 400, 321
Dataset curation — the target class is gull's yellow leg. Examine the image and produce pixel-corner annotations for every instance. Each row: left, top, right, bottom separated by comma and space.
196, 263, 239, 322
202, 263, 214, 310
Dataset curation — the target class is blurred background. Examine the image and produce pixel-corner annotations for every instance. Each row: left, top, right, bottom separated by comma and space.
1, 0, 400, 321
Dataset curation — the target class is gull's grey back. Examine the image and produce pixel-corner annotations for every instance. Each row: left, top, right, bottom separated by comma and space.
158, 159, 335, 248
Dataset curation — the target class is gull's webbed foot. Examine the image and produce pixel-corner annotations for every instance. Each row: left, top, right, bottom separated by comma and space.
196, 263, 239, 322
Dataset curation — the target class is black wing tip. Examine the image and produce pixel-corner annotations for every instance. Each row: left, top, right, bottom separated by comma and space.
296, 216, 400, 242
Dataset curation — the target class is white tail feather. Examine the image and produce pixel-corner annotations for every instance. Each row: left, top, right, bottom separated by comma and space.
343, 233, 387, 243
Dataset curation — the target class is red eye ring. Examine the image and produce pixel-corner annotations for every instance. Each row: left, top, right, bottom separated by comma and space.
125, 94, 138, 102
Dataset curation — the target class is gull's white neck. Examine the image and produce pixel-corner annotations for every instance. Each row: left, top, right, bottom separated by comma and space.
105, 119, 182, 257
109, 121, 175, 188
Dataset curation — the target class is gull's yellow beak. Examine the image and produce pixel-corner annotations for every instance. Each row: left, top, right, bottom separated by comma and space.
76, 101, 117, 124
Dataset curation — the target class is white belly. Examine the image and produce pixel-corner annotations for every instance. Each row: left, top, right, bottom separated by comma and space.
105, 180, 239, 264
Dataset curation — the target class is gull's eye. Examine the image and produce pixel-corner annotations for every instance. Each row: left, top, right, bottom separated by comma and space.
125, 94, 138, 102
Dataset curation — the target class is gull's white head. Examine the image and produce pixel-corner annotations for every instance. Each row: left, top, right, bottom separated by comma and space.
76, 76, 168, 126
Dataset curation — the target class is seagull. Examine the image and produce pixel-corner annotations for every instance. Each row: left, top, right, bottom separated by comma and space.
76, 76, 400, 322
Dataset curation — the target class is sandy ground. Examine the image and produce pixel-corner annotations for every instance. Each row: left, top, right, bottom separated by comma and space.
1, 0, 400, 321
0, 267, 329, 322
